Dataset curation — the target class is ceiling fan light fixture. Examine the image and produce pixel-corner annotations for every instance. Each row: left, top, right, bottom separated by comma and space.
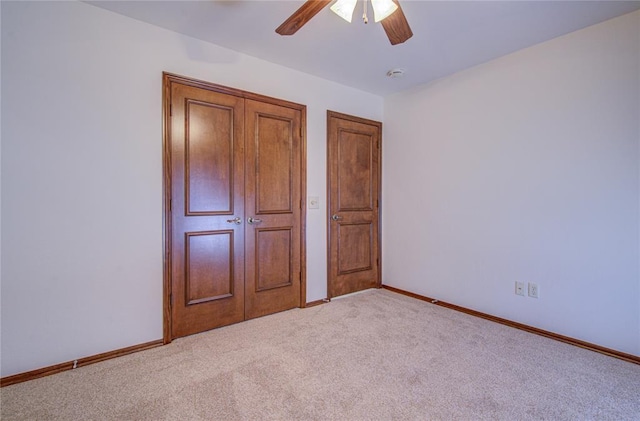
371, 0, 398, 22
330, 0, 358, 23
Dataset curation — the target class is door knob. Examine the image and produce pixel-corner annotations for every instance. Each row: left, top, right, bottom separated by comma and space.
226, 217, 242, 225
247, 217, 262, 224
331, 214, 342, 221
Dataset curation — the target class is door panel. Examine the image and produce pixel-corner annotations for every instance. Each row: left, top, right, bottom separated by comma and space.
338, 222, 373, 273
185, 101, 234, 214
245, 99, 301, 319
328, 111, 381, 298
170, 83, 245, 339
255, 227, 293, 291
338, 131, 374, 210
255, 114, 294, 213
185, 231, 234, 304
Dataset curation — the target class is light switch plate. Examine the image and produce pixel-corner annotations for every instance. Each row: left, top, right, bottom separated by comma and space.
308, 196, 319, 209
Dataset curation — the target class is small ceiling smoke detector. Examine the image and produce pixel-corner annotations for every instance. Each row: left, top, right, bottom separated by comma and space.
386, 68, 405, 78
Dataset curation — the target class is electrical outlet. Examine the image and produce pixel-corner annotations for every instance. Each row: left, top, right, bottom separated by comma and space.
515, 281, 525, 296
528, 282, 539, 298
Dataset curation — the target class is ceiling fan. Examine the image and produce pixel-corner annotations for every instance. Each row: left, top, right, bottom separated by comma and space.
276, 0, 413, 46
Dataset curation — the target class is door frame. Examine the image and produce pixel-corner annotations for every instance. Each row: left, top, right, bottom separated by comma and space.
162, 72, 307, 344
326, 110, 382, 298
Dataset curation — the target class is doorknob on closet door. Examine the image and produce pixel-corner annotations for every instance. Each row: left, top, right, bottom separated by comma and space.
247, 217, 262, 224
331, 214, 342, 221
226, 217, 242, 225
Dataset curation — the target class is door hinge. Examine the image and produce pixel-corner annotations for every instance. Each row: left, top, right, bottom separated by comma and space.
169, 198, 172, 212
169, 104, 173, 116
169, 293, 172, 304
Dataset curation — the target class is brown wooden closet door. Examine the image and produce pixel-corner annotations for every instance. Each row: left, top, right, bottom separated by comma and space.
169, 83, 245, 338
244, 99, 302, 319
327, 111, 381, 298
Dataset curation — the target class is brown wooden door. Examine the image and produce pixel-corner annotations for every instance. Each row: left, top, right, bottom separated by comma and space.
164, 74, 306, 341
327, 111, 381, 298
244, 99, 302, 319
169, 82, 246, 339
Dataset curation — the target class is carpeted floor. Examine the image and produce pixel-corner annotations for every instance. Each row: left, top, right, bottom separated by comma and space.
2, 289, 639, 420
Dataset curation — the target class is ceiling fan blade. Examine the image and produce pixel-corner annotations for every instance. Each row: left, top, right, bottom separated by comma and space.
276, 0, 332, 36
381, 0, 413, 45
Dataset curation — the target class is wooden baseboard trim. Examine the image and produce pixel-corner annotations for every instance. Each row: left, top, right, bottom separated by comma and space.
305, 298, 330, 308
382, 285, 640, 365
1, 339, 164, 387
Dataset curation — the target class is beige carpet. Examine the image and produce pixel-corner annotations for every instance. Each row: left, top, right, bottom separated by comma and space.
2, 289, 639, 420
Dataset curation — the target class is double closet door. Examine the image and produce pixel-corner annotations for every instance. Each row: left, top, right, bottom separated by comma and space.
164, 74, 305, 340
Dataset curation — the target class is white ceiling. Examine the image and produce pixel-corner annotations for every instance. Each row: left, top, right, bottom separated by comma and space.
87, 0, 640, 96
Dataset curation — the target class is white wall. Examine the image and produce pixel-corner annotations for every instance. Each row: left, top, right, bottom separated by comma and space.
0, 1, 382, 377
0, 1, 3, 370
383, 11, 640, 355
